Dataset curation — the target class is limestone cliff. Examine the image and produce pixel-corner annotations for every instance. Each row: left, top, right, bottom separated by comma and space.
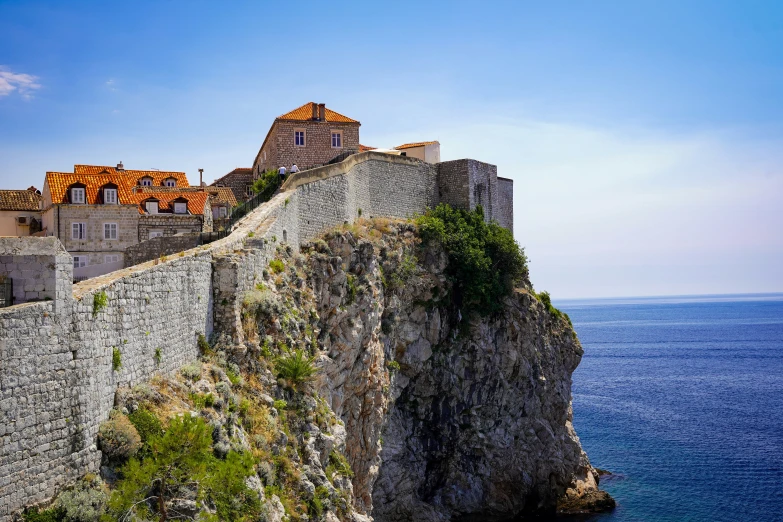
238, 218, 612, 520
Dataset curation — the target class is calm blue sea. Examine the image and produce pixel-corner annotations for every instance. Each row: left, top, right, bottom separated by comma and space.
557, 294, 783, 522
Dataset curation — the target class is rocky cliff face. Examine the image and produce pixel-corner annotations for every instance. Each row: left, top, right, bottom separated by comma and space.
253, 218, 611, 521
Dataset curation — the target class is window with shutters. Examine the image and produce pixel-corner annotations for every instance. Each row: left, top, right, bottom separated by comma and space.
104, 223, 118, 240
72, 255, 87, 268
104, 188, 117, 204
71, 222, 86, 240
105, 254, 120, 264
174, 202, 187, 214
71, 188, 86, 204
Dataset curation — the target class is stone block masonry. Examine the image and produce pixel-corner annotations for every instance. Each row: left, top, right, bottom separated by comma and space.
0, 151, 513, 519
0, 237, 72, 308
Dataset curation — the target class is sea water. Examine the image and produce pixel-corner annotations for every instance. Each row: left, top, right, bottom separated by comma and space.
558, 294, 783, 522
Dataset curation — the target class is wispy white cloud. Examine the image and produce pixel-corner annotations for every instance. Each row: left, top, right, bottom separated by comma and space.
0, 66, 41, 99
106, 79, 116, 91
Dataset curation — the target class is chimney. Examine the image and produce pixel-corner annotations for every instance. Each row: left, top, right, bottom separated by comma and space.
311, 103, 318, 120
318, 103, 326, 121
116, 161, 124, 171
199, 168, 204, 190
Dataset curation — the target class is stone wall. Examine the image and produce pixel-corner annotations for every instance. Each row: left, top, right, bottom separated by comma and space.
138, 214, 207, 242
0, 151, 512, 519
211, 168, 253, 203
123, 234, 202, 267
0, 237, 72, 307
497, 176, 514, 234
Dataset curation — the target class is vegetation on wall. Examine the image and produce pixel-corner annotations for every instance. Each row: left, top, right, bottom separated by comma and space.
250, 169, 282, 201
416, 204, 528, 316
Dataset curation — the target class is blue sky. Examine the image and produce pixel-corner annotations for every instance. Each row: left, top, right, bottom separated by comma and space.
1, 0, 781, 298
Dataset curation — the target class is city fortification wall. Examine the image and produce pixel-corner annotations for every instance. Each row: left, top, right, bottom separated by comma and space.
0, 152, 511, 518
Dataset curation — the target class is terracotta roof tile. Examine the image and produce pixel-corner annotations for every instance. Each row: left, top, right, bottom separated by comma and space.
73, 165, 190, 187
45, 165, 192, 207
394, 141, 439, 150
0, 189, 42, 211
128, 191, 210, 215
277, 102, 359, 123
359, 144, 376, 152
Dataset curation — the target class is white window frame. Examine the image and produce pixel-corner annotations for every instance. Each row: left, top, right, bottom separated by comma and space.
104, 188, 117, 204
173, 202, 187, 214
149, 230, 163, 239
71, 187, 85, 204
104, 254, 120, 264
146, 201, 159, 214
103, 222, 118, 240
165, 178, 176, 187
72, 255, 87, 268
294, 129, 306, 147
219, 206, 227, 218
71, 222, 86, 240
140, 177, 153, 187
331, 130, 343, 149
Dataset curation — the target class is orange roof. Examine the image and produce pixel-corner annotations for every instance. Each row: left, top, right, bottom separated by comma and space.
73, 165, 190, 187
128, 191, 210, 215
45, 172, 137, 205
395, 141, 439, 150
137, 185, 237, 207
0, 189, 41, 211
359, 144, 376, 152
277, 102, 359, 124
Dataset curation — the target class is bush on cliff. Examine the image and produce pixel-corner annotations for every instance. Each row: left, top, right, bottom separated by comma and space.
98, 411, 142, 460
416, 204, 528, 316
276, 349, 317, 390
107, 414, 260, 521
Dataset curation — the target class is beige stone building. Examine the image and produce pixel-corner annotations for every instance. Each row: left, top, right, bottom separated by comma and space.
395, 141, 441, 163
252, 102, 361, 177
0, 188, 42, 236
41, 164, 212, 278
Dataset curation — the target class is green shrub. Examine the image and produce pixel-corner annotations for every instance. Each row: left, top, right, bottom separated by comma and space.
416, 204, 528, 316
269, 259, 285, 274
98, 411, 141, 460
106, 415, 260, 521
54, 475, 108, 522
346, 274, 358, 304
243, 288, 283, 319
536, 291, 571, 325
276, 349, 317, 389
154, 347, 162, 365
22, 506, 64, 522
112, 347, 121, 371
197, 333, 212, 355
181, 360, 202, 381
92, 291, 108, 316
386, 360, 401, 372
191, 392, 215, 409
326, 449, 354, 479
273, 399, 288, 411
250, 168, 282, 201
127, 408, 162, 444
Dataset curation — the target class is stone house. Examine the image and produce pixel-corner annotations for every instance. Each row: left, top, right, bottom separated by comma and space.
395, 141, 441, 163
40, 164, 212, 278
0, 187, 42, 236
252, 102, 361, 177
211, 167, 254, 203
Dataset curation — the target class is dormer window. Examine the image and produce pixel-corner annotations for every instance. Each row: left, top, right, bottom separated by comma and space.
104, 188, 118, 204
71, 187, 85, 204
140, 177, 153, 187
164, 178, 176, 187
174, 202, 187, 214
146, 201, 159, 214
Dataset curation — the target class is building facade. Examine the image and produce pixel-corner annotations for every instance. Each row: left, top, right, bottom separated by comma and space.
0, 188, 42, 236
395, 141, 441, 163
252, 102, 361, 177
40, 164, 212, 278
211, 167, 254, 203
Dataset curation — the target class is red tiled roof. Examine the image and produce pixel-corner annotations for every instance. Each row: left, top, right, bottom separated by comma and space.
0, 189, 42, 211
277, 102, 359, 123
359, 144, 376, 152
128, 191, 210, 215
395, 141, 439, 150
137, 185, 237, 207
45, 166, 192, 206
73, 165, 190, 187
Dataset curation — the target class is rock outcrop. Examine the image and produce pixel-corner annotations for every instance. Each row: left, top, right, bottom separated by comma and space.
255, 219, 612, 520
